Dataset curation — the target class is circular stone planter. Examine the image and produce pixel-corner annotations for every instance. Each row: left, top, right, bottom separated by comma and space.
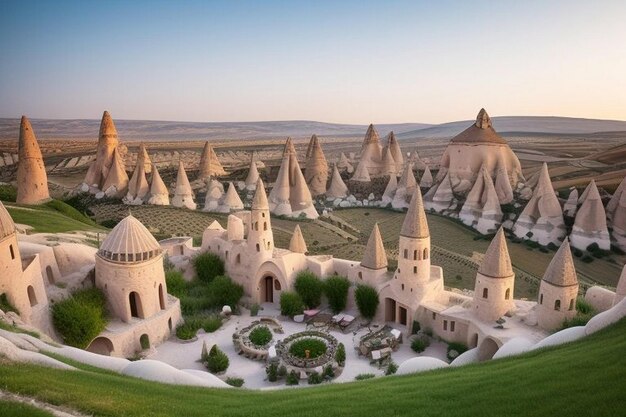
233, 319, 283, 361
274, 330, 339, 377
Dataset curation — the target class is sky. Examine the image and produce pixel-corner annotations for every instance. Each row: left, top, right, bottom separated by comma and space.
0, 0, 625, 124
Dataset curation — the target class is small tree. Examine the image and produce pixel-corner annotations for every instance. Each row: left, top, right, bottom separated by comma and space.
335, 343, 346, 367
294, 271, 324, 308
206, 345, 229, 373
324, 276, 350, 313
280, 292, 305, 317
323, 365, 335, 380
267, 362, 278, 382
209, 275, 244, 309
286, 370, 300, 386
355, 284, 379, 320
193, 253, 224, 284
386, 361, 398, 375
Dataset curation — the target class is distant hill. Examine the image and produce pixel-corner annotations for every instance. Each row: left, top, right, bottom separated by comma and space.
397, 116, 626, 140
0, 118, 431, 141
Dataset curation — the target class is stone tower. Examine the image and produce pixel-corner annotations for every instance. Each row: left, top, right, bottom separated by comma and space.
16, 116, 50, 205
397, 188, 431, 289
537, 238, 579, 330
95, 214, 168, 323
248, 178, 274, 259
472, 227, 516, 321
84, 111, 119, 188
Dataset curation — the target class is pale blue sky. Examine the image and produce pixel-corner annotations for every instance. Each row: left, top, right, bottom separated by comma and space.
1, 0, 625, 124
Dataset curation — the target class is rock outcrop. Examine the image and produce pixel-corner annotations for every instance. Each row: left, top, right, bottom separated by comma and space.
171, 161, 196, 210
102, 148, 129, 198
16, 116, 50, 204
304, 135, 328, 196
336, 152, 353, 173
459, 167, 503, 234
244, 154, 260, 191
147, 164, 169, 205
326, 164, 349, 199
420, 166, 433, 189
203, 178, 225, 212
424, 171, 455, 213
198, 142, 226, 179
124, 155, 150, 205
217, 183, 244, 213
83, 111, 120, 189
570, 180, 610, 250
563, 188, 579, 218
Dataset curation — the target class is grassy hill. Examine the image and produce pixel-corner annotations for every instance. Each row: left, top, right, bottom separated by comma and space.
3, 199, 105, 233
1, 318, 625, 416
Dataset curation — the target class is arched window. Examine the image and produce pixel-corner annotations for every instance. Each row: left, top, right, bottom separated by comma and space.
264, 222, 267, 231
413, 266, 417, 274
540, 293, 543, 305
413, 250, 418, 260
27, 286, 37, 306
46, 266, 55, 285
129, 292, 144, 318
358, 271, 363, 280
568, 299, 574, 311
482, 288, 488, 299
256, 243, 260, 252
403, 249, 408, 259
423, 248, 429, 259
158, 284, 165, 310
554, 299, 561, 311
236, 254, 241, 264
401, 284, 405, 291
274, 280, 281, 291
267, 242, 271, 250
505, 288, 510, 300
9, 244, 15, 260
225, 251, 229, 259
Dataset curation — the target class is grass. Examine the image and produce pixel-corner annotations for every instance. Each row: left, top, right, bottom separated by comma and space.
1, 318, 625, 416
0, 320, 40, 339
4, 199, 105, 233
0, 400, 54, 417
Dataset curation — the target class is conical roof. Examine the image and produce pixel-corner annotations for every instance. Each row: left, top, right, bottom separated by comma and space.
289, 224, 308, 254
0, 200, 16, 240
420, 166, 433, 188
198, 142, 226, 178
244, 153, 260, 187
450, 109, 507, 145
222, 182, 244, 210
478, 227, 513, 278
326, 164, 349, 199
574, 180, 608, 232
361, 223, 387, 270
386, 131, 403, 169
98, 214, 161, 262
174, 160, 193, 196
16, 116, 50, 204
102, 147, 129, 194
252, 178, 269, 210
541, 238, 578, 287
149, 164, 168, 195
401, 188, 430, 239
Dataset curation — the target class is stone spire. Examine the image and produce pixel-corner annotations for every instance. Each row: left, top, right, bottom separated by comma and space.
84, 111, 119, 188
244, 153, 260, 191
398, 162, 417, 192
475, 108, 492, 129
571, 180, 610, 250
386, 131, 403, 172
289, 224, 308, 254
252, 178, 269, 210
337, 152, 353, 173
381, 173, 398, 206
198, 142, 226, 179
563, 188, 579, 217
136, 143, 152, 174
203, 177, 225, 211
541, 238, 578, 287
478, 227, 513, 278
16, 116, 50, 204
361, 223, 387, 270
356, 124, 382, 177
460, 166, 503, 234
102, 147, 129, 198
420, 166, 433, 188
424, 171, 454, 213
147, 163, 169, 205
607, 176, 626, 224
326, 164, 349, 199
494, 161, 514, 204
218, 182, 244, 212
380, 147, 396, 176
401, 188, 430, 239
351, 159, 372, 182
126, 157, 150, 203
171, 160, 196, 210
283, 137, 297, 156
304, 134, 329, 196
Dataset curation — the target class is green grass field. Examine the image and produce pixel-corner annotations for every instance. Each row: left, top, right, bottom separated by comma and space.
3, 199, 105, 233
1, 318, 625, 417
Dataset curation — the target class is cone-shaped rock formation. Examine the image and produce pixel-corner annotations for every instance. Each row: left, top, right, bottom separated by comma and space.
16, 116, 50, 204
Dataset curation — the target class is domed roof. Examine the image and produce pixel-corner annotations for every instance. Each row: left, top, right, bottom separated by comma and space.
0, 201, 16, 240
450, 109, 508, 145
98, 214, 161, 263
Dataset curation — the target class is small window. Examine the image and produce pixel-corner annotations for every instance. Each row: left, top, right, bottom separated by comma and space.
262, 212, 265, 218
10, 244, 15, 260
569, 299, 574, 311
554, 299, 561, 311
505, 288, 510, 300
413, 250, 418, 260
256, 243, 260, 252
27, 285, 37, 307
413, 266, 417, 274
358, 272, 363, 280
267, 242, 271, 250
274, 280, 281, 291
432, 312, 436, 320
403, 249, 408, 259
236, 254, 241, 264
401, 284, 404, 291
443, 320, 448, 331
451, 321, 455, 332
225, 251, 229, 259
540, 293, 543, 305
264, 222, 267, 231
482, 288, 488, 299
423, 248, 428, 259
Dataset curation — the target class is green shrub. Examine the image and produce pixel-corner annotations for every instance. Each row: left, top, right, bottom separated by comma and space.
446, 342, 468, 361
0, 293, 19, 314
308, 371, 323, 385
560, 298, 596, 330
355, 284, 379, 320
250, 303, 260, 317
576, 297, 595, 315
335, 343, 346, 366
225, 377, 244, 387
193, 253, 224, 284
0, 184, 17, 202
206, 345, 229, 373
280, 292, 304, 317
278, 365, 287, 378
51, 288, 107, 348
355, 373, 375, 380
176, 315, 222, 340
45, 200, 99, 227
176, 322, 199, 340
249, 325, 272, 347
289, 338, 327, 359
165, 270, 187, 298
386, 361, 398, 375
286, 370, 299, 385
140, 334, 150, 350
411, 338, 430, 353
411, 321, 421, 334
323, 364, 335, 379
294, 271, 324, 308
208, 275, 243, 309
267, 363, 278, 382
324, 275, 350, 313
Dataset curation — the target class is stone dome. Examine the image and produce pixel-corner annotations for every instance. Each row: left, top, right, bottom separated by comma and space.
98, 214, 161, 263
0, 201, 16, 240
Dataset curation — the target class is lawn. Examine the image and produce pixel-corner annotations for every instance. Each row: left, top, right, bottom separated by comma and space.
4, 200, 106, 233
0, 318, 625, 417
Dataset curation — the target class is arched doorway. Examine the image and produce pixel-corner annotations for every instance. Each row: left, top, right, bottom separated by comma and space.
262, 276, 274, 303
477, 337, 499, 361
385, 298, 397, 322
86, 337, 114, 356
469, 333, 479, 349
129, 291, 144, 319
27, 286, 37, 307
46, 266, 55, 285
158, 284, 165, 310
